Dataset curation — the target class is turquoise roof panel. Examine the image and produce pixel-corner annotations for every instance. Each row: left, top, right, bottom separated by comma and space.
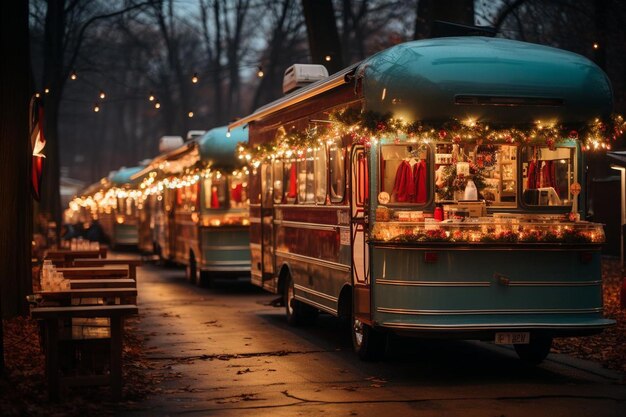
110, 166, 144, 186
198, 125, 248, 168
358, 37, 613, 125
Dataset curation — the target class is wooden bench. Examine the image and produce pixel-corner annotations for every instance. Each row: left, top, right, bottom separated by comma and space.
45, 248, 108, 266
70, 279, 136, 289
56, 266, 129, 279
30, 304, 138, 401
73, 259, 141, 280
36, 288, 138, 306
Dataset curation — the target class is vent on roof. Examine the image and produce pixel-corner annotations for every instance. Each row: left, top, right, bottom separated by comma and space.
159, 136, 184, 153
455, 95, 563, 106
283, 64, 329, 95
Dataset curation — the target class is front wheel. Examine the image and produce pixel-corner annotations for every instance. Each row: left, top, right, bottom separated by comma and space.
186, 257, 198, 284
284, 273, 318, 326
352, 316, 387, 361
514, 335, 553, 365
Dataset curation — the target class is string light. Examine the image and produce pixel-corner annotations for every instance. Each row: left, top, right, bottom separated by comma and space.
154, 101, 161, 109
35, 93, 41, 98
593, 42, 599, 49
93, 103, 100, 113
188, 111, 194, 118
325, 55, 332, 62
70, 70, 77, 80
148, 92, 155, 102
257, 66, 264, 78
99, 90, 106, 99
191, 73, 199, 83
226, 131, 231, 138
44, 88, 50, 94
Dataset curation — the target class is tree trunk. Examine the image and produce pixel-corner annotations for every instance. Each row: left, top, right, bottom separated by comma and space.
0, 0, 32, 332
301, 0, 344, 74
414, 0, 475, 39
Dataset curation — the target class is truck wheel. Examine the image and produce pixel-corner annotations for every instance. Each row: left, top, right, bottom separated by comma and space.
284, 273, 318, 326
186, 257, 198, 284
352, 316, 387, 361
514, 335, 553, 364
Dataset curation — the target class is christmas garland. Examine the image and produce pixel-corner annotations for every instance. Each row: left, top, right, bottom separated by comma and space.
237, 108, 625, 165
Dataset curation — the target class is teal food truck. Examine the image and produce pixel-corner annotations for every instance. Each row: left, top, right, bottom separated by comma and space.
137, 126, 251, 286
230, 37, 619, 363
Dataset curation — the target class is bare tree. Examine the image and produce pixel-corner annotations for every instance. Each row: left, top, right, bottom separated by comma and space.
251, 0, 308, 110
301, 0, 344, 73
31, 0, 152, 228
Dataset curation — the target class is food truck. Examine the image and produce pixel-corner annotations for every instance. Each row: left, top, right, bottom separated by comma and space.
229, 37, 621, 362
135, 126, 250, 285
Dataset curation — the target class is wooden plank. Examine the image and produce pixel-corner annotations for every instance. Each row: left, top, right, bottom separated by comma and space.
57, 266, 129, 277
72, 259, 140, 279
70, 279, 136, 290
31, 304, 138, 319
36, 288, 137, 300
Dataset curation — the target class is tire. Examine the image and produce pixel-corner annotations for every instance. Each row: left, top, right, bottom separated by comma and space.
514, 335, 553, 365
186, 256, 198, 284
284, 273, 318, 326
352, 316, 387, 361
199, 270, 214, 288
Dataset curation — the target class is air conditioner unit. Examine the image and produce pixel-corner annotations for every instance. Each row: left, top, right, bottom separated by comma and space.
159, 136, 184, 153
282, 64, 328, 95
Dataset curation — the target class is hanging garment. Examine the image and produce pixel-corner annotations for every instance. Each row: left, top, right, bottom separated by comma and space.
287, 163, 297, 199
392, 160, 414, 202
527, 160, 537, 189
210, 186, 220, 208
540, 161, 554, 188
231, 183, 243, 203
413, 160, 427, 203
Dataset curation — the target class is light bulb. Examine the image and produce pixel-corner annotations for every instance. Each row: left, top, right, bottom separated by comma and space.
325, 55, 331, 62
70, 70, 77, 80
148, 92, 155, 101
155, 101, 161, 109
94, 104, 100, 112
99, 90, 106, 99
188, 111, 194, 118
191, 73, 199, 83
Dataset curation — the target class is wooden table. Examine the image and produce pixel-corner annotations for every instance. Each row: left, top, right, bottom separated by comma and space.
70, 279, 136, 289
31, 304, 138, 401
36, 288, 138, 305
73, 259, 141, 280
46, 247, 108, 263
56, 265, 129, 279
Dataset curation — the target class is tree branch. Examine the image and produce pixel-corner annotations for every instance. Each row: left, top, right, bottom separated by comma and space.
64, 0, 154, 80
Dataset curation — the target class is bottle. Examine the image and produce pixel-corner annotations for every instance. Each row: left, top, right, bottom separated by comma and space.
464, 179, 477, 200
434, 204, 444, 221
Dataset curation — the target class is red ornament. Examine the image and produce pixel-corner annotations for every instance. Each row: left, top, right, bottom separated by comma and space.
547, 138, 556, 150
376, 122, 387, 131
453, 135, 461, 143
568, 130, 578, 139
438, 130, 447, 139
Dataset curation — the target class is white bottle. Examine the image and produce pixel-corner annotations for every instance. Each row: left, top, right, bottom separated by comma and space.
464, 179, 478, 201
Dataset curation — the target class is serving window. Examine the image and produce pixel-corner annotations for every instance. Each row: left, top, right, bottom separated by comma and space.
521, 146, 575, 207
203, 174, 229, 209
434, 143, 518, 207
329, 142, 345, 203
297, 150, 315, 204
314, 146, 327, 204
380, 144, 429, 205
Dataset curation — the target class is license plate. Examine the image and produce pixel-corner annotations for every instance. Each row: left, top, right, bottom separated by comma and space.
495, 332, 530, 345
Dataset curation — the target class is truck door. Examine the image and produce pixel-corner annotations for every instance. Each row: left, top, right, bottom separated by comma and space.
260, 162, 275, 280
350, 146, 371, 324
